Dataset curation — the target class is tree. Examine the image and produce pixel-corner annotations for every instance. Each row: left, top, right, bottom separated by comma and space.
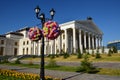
108, 48, 112, 56
77, 53, 99, 73
95, 49, 101, 58
112, 46, 118, 53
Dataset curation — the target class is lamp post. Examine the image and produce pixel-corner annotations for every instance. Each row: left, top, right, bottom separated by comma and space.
34, 6, 55, 80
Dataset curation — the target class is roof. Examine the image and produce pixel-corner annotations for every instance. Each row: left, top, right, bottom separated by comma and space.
108, 40, 120, 44
0, 35, 6, 37
5, 32, 24, 36
76, 20, 103, 35
16, 27, 30, 32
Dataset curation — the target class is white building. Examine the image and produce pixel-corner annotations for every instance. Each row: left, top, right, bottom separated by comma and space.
0, 18, 103, 56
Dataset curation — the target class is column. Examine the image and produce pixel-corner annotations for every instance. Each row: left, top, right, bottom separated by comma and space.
97, 37, 99, 48
38, 41, 41, 55
59, 34, 62, 54
92, 35, 94, 49
35, 42, 38, 55
88, 33, 91, 49
50, 41, 53, 54
65, 29, 68, 52
31, 41, 34, 55
98, 37, 102, 48
73, 28, 76, 53
79, 30, 83, 53
96, 37, 98, 49
84, 31, 87, 49
33, 42, 35, 55
54, 39, 57, 54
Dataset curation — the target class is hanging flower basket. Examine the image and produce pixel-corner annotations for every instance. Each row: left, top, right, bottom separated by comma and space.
43, 21, 60, 40
28, 27, 42, 41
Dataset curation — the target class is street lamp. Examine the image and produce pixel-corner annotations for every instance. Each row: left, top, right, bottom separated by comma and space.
34, 6, 55, 80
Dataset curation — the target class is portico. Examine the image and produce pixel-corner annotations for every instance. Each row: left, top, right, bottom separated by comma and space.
44, 18, 103, 54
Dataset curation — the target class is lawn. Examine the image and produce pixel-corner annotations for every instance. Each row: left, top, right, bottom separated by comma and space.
22, 53, 120, 62
1, 62, 120, 76
1, 53, 120, 77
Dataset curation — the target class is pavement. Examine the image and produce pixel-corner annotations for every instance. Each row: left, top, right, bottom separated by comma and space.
0, 62, 120, 80
20, 60, 120, 69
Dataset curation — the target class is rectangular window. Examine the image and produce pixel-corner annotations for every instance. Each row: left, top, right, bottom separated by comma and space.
1, 40, 4, 44
0, 47, 4, 55
27, 41, 29, 45
14, 48, 18, 56
15, 42, 18, 46
23, 41, 25, 45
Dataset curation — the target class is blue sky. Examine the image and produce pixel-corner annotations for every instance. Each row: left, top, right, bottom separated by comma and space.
0, 0, 120, 46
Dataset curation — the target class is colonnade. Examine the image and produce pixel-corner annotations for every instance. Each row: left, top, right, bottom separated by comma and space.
58, 28, 102, 54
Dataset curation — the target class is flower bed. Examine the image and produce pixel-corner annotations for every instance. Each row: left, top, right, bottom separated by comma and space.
0, 69, 60, 80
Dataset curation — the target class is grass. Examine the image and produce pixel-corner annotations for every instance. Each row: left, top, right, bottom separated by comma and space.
1, 53, 120, 76
45, 65, 77, 72
22, 53, 120, 62
98, 68, 120, 76
1, 62, 120, 76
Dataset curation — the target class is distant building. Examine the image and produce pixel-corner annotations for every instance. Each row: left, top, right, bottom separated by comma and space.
107, 40, 120, 51
0, 18, 103, 56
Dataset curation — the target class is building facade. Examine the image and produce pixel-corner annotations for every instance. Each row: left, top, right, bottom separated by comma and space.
0, 18, 103, 56
107, 40, 120, 51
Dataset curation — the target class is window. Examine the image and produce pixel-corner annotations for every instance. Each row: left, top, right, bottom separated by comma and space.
14, 48, 18, 56
23, 41, 25, 45
27, 41, 29, 45
26, 48, 28, 55
15, 42, 18, 46
0, 47, 4, 55
23, 48, 25, 55
1, 40, 4, 45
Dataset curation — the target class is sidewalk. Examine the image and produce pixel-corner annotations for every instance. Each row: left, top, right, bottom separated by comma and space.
0, 64, 120, 80
21, 60, 120, 69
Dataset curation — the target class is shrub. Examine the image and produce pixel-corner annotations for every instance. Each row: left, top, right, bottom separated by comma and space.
15, 59, 21, 64
62, 50, 69, 59
108, 49, 112, 56
1, 56, 9, 63
77, 49, 82, 59
63, 53, 69, 59
46, 59, 58, 68
77, 54, 99, 73
50, 54, 55, 59
96, 53, 101, 58
95, 49, 101, 58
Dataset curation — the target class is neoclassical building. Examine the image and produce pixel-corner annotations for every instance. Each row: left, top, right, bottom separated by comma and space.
0, 18, 103, 56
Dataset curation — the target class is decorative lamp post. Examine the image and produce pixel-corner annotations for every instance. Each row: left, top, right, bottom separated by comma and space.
34, 6, 55, 80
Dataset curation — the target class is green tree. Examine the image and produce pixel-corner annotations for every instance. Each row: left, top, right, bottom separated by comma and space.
77, 54, 98, 73
112, 46, 118, 53
95, 49, 101, 58
108, 48, 112, 56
